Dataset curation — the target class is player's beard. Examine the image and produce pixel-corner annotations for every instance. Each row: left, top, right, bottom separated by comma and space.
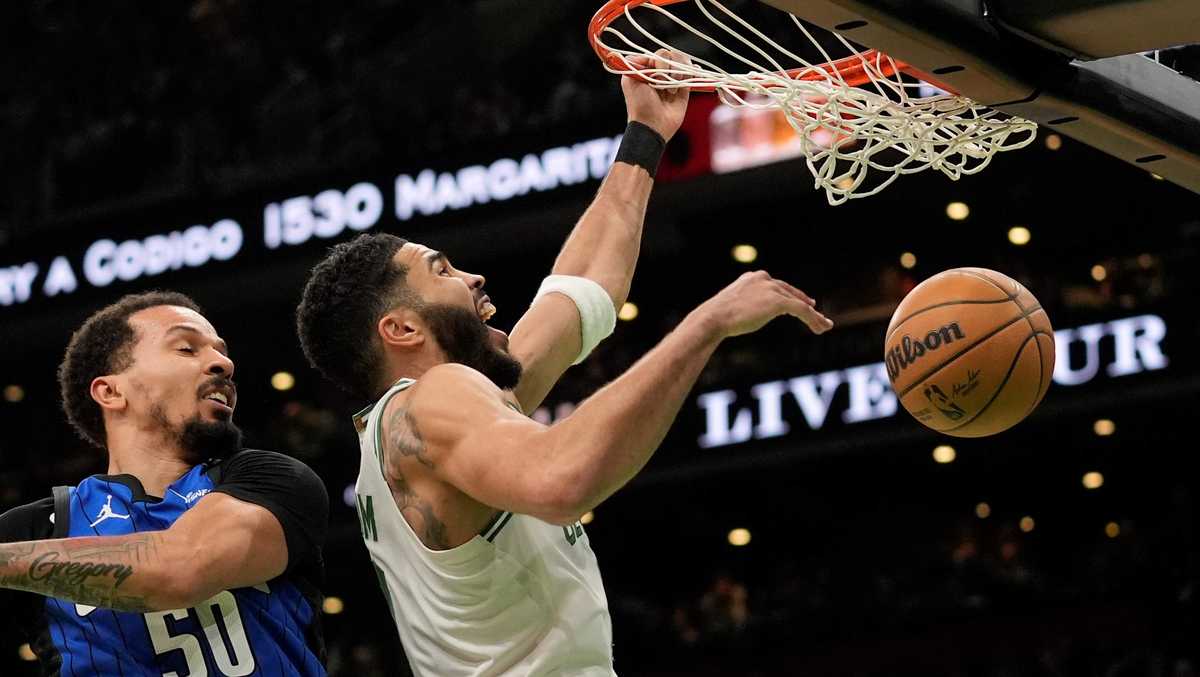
420, 302, 523, 390
151, 404, 244, 465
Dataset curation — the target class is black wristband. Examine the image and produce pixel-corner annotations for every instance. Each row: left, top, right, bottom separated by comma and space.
615, 121, 667, 177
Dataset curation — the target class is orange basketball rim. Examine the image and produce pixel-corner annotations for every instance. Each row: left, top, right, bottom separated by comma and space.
589, 0, 954, 93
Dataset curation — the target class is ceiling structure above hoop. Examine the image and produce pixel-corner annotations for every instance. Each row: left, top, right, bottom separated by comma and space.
760, 0, 1200, 194
986, 0, 1200, 60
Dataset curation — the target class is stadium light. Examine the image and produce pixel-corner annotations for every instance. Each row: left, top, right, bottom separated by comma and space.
271, 371, 295, 391
946, 202, 970, 221
732, 244, 758, 264
1008, 227, 1031, 246
727, 528, 751, 547
1093, 419, 1115, 436
932, 445, 956, 464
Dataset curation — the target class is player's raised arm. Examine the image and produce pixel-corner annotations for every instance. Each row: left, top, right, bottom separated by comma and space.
412, 271, 832, 525
508, 50, 691, 414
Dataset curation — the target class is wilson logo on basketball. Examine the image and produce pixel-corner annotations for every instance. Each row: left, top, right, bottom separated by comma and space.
885, 322, 966, 381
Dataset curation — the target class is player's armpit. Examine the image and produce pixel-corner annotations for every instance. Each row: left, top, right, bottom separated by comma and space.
163, 492, 288, 606
508, 292, 582, 414
404, 363, 583, 525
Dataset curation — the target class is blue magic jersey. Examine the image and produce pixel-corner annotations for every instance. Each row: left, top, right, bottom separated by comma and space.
0, 449, 329, 677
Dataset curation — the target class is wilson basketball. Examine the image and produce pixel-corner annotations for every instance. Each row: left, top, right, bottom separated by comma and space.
884, 268, 1055, 438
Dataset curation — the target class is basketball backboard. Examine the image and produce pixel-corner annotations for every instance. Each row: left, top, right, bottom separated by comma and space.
760, 0, 1200, 193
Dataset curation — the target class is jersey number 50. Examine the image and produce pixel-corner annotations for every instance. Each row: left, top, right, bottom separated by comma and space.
144, 590, 255, 677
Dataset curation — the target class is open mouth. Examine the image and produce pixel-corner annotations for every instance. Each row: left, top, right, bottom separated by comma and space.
200, 384, 236, 411
477, 296, 496, 324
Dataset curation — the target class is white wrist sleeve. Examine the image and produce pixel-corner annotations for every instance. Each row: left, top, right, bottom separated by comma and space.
532, 275, 617, 365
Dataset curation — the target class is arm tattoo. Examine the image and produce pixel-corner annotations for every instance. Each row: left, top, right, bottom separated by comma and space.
0, 535, 165, 612
388, 406, 434, 468
385, 406, 451, 550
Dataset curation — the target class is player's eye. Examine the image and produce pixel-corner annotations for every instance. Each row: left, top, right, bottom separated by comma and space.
440, 266, 451, 277
177, 345, 196, 354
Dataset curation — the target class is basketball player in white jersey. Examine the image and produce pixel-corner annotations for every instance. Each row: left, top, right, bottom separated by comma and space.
295, 51, 834, 675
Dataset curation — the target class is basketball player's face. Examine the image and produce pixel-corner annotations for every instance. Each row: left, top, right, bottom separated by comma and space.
392, 244, 523, 389
117, 306, 242, 462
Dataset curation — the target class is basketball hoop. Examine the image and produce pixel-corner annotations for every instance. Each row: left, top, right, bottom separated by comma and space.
590, 0, 1038, 204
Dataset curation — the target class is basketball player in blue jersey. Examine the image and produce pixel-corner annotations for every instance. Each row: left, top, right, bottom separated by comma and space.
0, 291, 329, 676
295, 51, 833, 676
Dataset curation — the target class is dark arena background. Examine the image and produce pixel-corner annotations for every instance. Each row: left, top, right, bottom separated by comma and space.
2, 2, 1199, 675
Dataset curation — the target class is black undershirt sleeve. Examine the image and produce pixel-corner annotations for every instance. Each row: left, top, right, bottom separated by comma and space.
210, 450, 330, 575
0, 498, 57, 656
0, 497, 55, 542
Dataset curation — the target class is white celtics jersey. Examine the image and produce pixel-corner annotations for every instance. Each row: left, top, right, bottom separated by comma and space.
352, 378, 615, 676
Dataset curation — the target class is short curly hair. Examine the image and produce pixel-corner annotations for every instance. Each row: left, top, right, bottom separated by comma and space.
296, 233, 419, 400
58, 291, 204, 449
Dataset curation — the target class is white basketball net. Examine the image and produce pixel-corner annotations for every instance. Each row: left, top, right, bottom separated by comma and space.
594, 0, 1038, 204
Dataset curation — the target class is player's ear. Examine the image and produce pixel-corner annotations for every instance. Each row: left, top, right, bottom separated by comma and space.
378, 309, 425, 351
91, 375, 127, 413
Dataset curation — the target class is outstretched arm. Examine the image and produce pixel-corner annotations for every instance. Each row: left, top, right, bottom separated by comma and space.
0, 451, 327, 613
509, 51, 691, 413
414, 272, 833, 525
0, 493, 286, 612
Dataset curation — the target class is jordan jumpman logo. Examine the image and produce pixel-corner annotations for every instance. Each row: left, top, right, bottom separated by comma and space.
89, 495, 131, 528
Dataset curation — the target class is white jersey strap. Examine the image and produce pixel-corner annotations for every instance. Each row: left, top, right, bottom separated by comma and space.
354, 378, 418, 476
479, 511, 514, 541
